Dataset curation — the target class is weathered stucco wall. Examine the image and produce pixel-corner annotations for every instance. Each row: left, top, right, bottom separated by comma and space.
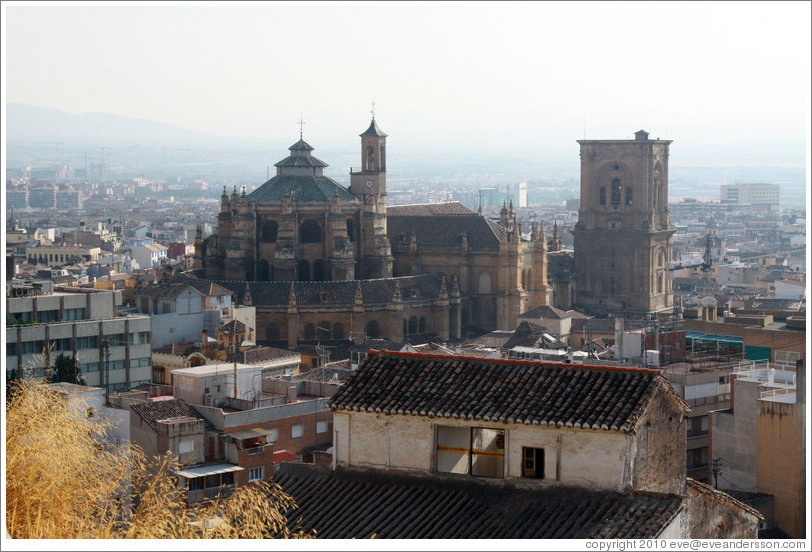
685, 485, 760, 539
337, 410, 633, 491
631, 387, 687, 495
757, 399, 804, 538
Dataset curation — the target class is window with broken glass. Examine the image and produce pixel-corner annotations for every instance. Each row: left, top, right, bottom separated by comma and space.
435, 425, 504, 478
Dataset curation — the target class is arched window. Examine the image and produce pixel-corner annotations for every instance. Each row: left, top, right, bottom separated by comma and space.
626, 187, 632, 205
299, 220, 322, 243
257, 259, 270, 281
599, 187, 606, 205
418, 317, 426, 333
521, 270, 527, 290
346, 218, 355, 242
380, 145, 386, 171
366, 146, 375, 171
408, 316, 418, 334
366, 320, 381, 338
478, 273, 492, 294
333, 322, 344, 340
298, 260, 310, 282
402, 319, 408, 336
611, 179, 622, 209
312, 259, 328, 282
317, 321, 331, 339
304, 323, 316, 340
261, 220, 278, 242
265, 323, 280, 340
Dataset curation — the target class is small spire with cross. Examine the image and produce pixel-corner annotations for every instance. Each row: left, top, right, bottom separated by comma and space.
298, 112, 305, 139
371, 100, 376, 121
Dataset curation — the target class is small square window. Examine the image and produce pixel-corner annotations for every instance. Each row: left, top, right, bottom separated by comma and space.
522, 447, 545, 479
291, 423, 303, 439
248, 466, 264, 482
316, 420, 328, 434
267, 428, 279, 442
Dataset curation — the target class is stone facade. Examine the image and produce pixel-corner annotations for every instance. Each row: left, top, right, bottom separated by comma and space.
572, 130, 675, 315
193, 118, 550, 339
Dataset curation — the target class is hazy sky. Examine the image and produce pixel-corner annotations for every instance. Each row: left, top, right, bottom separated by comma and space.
3, 1, 811, 153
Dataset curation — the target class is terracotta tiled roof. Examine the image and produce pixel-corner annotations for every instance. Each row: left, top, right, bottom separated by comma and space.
273, 450, 301, 464
274, 464, 683, 539
463, 330, 513, 348
219, 319, 246, 334
183, 280, 234, 296
519, 305, 571, 319
239, 346, 299, 365
502, 321, 547, 349
129, 399, 205, 432
328, 351, 684, 432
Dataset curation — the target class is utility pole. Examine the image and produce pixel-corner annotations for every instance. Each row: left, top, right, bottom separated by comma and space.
711, 458, 722, 489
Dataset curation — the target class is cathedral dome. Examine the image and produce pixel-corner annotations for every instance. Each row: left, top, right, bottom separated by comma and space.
248, 138, 357, 203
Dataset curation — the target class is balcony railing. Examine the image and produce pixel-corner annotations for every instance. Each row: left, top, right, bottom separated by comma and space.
685, 394, 730, 407
686, 429, 709, 439
247, 445, 268, 456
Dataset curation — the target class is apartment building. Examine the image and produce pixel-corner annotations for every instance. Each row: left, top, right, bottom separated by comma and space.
6, 286, 152, 393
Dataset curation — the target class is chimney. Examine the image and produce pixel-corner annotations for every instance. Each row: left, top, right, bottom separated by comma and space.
287, 385, 298, 403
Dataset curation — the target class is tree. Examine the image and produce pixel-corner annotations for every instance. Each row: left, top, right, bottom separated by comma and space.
47, 353, 86, 385
5, 378, 313, 539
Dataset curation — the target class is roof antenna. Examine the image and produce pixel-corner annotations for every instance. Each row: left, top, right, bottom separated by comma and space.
298, 111, 305, 139
371, 99, 376, 121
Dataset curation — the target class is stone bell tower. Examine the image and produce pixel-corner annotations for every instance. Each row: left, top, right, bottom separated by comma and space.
571, 130, 675, 315
350, 109, 393, 279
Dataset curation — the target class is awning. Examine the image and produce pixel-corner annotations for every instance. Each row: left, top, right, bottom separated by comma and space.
226, 427, 275, 441
175, 464, 245, 479
686, 331, 744, 345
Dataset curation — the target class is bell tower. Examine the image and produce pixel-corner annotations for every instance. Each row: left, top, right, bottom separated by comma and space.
571, 130, 675, 315
350, 107, 393, 279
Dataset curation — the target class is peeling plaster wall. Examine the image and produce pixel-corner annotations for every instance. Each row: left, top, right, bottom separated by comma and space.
337, 410, 633, 491
685, 489, 760, 539
631, 388, 687, 495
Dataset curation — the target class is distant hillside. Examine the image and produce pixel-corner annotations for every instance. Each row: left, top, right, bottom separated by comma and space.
6, 103, 217, 145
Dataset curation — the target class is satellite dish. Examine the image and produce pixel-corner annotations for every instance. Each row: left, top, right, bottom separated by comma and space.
699, 296, 717, 307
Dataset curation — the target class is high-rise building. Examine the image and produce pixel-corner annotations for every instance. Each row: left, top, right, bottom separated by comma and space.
571, 130, 675, 315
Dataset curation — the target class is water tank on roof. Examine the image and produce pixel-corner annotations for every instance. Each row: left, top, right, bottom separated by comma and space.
645, 350, 660, 368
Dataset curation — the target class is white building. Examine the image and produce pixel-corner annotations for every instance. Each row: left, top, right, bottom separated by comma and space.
6, 287, 152, 393
129, 243, 168, 269
172, 357, 301, 407
720, 183, 780, 208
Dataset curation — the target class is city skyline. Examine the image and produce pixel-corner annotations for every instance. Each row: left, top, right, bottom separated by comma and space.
3, 1, 810, 159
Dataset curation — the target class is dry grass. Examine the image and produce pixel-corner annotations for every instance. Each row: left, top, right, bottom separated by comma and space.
5, 378, 313, 539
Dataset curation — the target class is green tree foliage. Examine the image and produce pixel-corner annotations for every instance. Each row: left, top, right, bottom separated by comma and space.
48, 353, 86, 385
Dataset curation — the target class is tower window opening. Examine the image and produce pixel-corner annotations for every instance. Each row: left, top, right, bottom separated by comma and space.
599, 187, 606, 205
626, 187, 632, 205
611, 179, 621, 209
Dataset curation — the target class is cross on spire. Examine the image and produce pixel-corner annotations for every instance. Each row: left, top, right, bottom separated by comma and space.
298, 112, 305, 139
371, 100, 376, 120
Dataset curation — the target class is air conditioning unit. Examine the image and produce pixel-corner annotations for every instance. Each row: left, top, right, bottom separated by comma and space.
203, 393, 213, 406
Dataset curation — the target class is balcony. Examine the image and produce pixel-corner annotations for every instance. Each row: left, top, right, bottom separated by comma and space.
686, 394, 730, 407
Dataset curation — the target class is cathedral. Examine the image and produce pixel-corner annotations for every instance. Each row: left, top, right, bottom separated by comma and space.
192, 116, 552, 346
